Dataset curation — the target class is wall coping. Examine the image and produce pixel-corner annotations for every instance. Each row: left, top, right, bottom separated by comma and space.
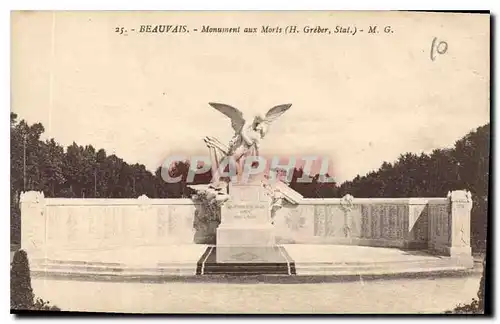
45, 198, 197, 206
300, 197, 448, 205
44, 197, 449, 207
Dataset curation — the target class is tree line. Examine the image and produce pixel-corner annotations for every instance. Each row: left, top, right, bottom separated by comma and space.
10, 112, 489, 250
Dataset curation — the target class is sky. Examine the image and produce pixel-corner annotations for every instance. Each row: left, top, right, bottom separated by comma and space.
11, 11, 490, 183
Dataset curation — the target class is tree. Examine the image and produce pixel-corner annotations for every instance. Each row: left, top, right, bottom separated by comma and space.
336, 124, 490, 251
9, 111, 489, 252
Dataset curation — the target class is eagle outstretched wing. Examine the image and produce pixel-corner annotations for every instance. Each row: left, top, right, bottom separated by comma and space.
208, 102, 246, 133
263, 104, 292, 124
260, 103, 292, 137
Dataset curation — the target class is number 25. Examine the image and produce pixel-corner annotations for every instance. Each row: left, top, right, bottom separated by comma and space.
115, 27, 124, 35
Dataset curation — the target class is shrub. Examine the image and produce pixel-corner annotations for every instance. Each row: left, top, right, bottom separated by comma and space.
10, 250, 33, 310
10, 249, 60, 311
32, 298, 61, 311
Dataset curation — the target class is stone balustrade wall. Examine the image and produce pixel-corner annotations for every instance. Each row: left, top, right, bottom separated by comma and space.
20, 190, 473, 257
273, 198, 446, 249
20, 193, 200, 253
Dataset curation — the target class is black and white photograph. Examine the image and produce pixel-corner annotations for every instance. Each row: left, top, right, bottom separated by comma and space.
9, 10, 490, 314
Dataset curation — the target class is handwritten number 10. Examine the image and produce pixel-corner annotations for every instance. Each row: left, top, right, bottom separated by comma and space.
430, 37, 448, 61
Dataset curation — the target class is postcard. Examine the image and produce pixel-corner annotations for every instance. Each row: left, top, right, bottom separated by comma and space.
10, 10, 489, 314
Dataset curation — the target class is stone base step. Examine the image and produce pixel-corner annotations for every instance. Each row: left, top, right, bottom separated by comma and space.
294, 257, 473, 275
30, 258, 197, 278
28, 257, 479, 281
202, 263, 291, 275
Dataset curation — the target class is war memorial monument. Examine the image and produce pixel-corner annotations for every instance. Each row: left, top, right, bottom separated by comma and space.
19, 102, 475, 282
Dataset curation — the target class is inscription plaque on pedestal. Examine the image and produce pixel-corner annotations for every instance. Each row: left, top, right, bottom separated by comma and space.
216, 182, 278, 263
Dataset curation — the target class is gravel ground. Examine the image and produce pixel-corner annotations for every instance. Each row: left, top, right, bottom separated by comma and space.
31, 274, 481, 314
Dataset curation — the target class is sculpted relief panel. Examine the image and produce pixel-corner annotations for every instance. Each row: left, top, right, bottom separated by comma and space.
285, 208, 306, 231
312, 205, 346, 238
370, 205, 382, 239
314, 205, 326, 237
429, 204, 450, 245
360, 204, 408, 241
325, 205, 345, 237
348, 205, 362, 238
360, 205, 370, 238
43, 202, 200, 249
274, 205, 314, 243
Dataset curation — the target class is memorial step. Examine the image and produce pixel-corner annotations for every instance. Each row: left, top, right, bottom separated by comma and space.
196, 246, 296, 275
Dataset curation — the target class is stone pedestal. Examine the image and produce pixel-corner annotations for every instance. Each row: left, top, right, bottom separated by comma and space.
216, 181, 278, 263
445, 190, 474, 268
20, 191, 46, 254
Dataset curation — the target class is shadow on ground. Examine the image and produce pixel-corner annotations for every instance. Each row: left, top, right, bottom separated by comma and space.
32, 267, 483, 285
